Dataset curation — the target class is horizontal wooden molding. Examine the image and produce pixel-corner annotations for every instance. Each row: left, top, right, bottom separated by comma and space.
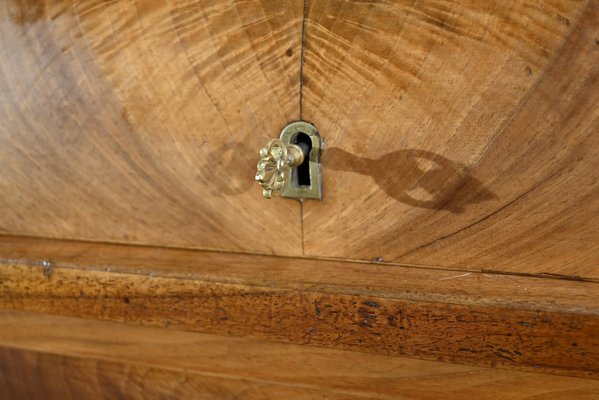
1, 310, 599, 399
0, 235, 597, 378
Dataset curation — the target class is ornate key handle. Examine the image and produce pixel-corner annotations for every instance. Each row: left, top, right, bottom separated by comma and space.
255, 121, 323, 200
255, 139, 305, 199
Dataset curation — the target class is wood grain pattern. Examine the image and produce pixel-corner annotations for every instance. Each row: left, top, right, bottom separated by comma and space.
302, 0, 599, 278
1, 0, 598, 279
0, 236, 597, 378
1, 310, 599, 400
0, 0, 303, 256
1, 1, 597, 395
2, 349, 354, 400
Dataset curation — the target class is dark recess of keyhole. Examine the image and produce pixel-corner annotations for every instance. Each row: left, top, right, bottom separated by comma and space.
294, 132, 312, 186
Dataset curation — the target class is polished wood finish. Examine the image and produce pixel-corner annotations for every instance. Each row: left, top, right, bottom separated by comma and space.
303, 0, 599, 278
0, 0, 304, 256
1, 236, 597, 378
1, 310, 599, 399
1, 0, 598, 395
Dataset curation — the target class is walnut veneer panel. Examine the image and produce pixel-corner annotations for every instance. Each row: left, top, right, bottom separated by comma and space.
0, 0, 303, 255
302, 0, 599, 278
1, 0, 597, 276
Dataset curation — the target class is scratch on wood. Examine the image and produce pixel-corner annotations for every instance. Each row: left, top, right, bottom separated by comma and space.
439, 272, 472, 281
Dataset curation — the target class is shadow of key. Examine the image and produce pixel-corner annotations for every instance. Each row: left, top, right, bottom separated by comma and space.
324, 147, 496, 213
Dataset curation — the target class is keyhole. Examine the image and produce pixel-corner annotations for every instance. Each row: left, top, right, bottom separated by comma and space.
276, 120, 322, 199
294, 133, 312, 187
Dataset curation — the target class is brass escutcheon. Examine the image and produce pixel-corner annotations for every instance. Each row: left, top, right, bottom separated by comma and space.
255, 121, 323, 200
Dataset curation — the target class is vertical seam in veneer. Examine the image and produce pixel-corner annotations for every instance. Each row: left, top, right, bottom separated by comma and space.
300, 200, 305, 255
299, 0, 308, 120
299, 0, 308, 255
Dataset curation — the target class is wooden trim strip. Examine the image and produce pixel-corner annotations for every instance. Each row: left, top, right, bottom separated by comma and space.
0, 236, 597, 378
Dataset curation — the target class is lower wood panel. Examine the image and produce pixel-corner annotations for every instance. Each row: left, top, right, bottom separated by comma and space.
1, 349, 344, 400
0, 236, 597, 378
0, 310, 598, 400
